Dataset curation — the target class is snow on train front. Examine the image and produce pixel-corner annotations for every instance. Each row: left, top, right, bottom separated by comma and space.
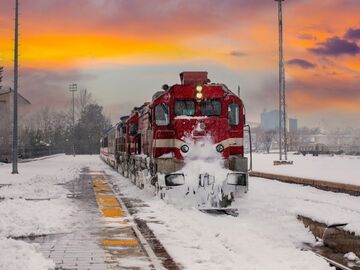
101, 71, 249, 212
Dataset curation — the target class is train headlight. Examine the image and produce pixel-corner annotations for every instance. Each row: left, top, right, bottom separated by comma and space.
180, 144, 190, 153
216, 144, 224, 153
195, 85, 203, 102
196, 92, 203, 100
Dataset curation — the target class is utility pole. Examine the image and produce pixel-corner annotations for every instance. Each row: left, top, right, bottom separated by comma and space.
275, 0, 288, 161
12, 0, 19, 174
69, 83, 77, 157
0, 67, 3, 90
237, 85, 240, 97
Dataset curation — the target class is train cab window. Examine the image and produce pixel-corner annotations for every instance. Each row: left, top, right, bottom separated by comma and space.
175, 100, 195, 116
228, 103, 240, 126
201, 100, 221, 116
155, 103, 170, 126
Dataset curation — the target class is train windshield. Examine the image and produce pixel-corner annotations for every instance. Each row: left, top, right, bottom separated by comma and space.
201, 99, 221, 116
175, 100, 195, 116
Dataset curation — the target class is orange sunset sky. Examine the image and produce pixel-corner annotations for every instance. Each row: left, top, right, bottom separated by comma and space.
0, 0, 359, 128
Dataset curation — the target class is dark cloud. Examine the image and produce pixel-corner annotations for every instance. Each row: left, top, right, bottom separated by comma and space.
287, 59, 316, 69
229, 50, 247, 57
309, 37, 360, 56
344, 28, 360, 40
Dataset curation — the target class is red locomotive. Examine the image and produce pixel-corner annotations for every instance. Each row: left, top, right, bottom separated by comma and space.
101, 71, 249, 211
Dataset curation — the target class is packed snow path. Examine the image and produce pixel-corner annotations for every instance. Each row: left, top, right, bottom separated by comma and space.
1, 155, 360, 269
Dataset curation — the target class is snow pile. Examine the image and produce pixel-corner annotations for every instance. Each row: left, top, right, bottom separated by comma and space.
0, 176, 66, 199
0, 199, 77, 237
251, 153, 360, 185
0, 238, 54, 270
344, 252, 359, 262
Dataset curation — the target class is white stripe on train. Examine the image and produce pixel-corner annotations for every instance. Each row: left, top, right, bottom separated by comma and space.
153, 138, 243, 149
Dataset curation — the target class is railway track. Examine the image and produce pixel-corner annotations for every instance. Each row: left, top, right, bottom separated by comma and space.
316, 253, 354, 270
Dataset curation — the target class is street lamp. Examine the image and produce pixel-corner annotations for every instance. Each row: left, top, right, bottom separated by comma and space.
69, 83, 77, 156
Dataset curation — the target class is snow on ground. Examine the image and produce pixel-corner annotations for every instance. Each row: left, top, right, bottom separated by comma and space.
251, 152, 360, 185
0, 154, 102, 270
1, 155, 359, 269
0, 239, 55, 270
107, 168, 360, 269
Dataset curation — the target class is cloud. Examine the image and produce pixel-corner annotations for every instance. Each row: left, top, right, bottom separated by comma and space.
297, 34, 316, 40
229, 50, 247, 57
309, 37, 360, 56
287, 77, 360, 101
2, 68, 97, 111
287, 59, 316, 69
344, 27, 360, 40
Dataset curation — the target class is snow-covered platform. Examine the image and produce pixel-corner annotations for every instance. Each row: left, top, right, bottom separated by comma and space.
0, 156, 164, 270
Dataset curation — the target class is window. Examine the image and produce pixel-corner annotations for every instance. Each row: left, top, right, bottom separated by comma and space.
155, 103, 170, 126
228, 103, 240, 126
201, 100, 221, 116
175, 100, 195, 116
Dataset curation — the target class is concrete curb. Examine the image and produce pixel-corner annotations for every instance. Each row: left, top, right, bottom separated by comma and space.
250, 171, 360, 196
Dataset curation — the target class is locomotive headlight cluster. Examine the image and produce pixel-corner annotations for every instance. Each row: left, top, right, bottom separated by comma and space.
195, 85, 203, 102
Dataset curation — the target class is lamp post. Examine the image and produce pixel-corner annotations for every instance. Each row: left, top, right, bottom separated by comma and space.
69, 83, 77, 156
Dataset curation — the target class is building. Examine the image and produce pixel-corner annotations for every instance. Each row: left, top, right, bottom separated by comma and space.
0, 88, 31, 162
260, 110, 279, 131
289, 118, 298, 132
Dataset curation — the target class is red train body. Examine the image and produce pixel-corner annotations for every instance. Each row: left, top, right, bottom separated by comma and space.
101, 71, 249, 210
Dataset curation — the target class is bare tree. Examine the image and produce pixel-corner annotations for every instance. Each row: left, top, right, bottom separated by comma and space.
76, 89, 93, 118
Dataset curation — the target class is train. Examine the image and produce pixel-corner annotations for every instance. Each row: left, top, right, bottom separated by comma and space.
100, 71, 250, 212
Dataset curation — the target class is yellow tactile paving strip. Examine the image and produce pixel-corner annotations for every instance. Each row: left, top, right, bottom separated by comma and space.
96, 194, 121, 208
102, 239, 139, 246
92, 175, 138, 248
